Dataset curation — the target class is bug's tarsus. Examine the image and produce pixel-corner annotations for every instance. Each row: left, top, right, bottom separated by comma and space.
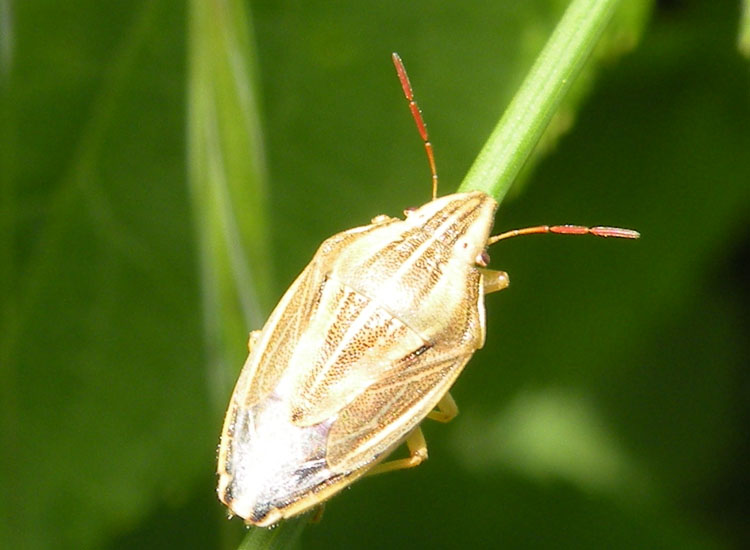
487, 224, 640, 245
392, 52, 439, 201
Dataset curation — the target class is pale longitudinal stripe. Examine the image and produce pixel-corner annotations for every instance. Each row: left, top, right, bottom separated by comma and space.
298, 289, 401, 409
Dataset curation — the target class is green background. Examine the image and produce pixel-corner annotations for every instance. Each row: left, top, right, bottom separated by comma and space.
2, 0, 749, 548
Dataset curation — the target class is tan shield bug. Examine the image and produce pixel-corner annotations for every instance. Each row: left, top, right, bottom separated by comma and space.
216, 53, 639, 526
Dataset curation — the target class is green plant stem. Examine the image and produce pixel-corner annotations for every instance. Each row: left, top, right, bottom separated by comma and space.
238, 517, 308, 550
458, 0, 622, 202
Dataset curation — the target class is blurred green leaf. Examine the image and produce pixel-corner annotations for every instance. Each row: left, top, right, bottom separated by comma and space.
188, 0, 272, 410
740, 0, 750, 57
1, 1, 213, 548
2, 1, 748, 549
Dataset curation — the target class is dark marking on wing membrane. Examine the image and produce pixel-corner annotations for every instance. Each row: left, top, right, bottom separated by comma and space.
404, 343, 432, 362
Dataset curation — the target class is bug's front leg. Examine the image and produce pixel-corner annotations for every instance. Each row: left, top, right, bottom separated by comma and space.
480, 268, 510, 294
365, 428, 429, 476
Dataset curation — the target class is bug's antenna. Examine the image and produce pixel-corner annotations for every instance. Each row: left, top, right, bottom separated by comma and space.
487, 224, 640, 245
392, 53, 439, 200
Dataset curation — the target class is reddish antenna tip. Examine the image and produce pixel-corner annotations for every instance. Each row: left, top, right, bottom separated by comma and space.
392, 53, 412, 100
588, 226, 641, 239
488, 224, 640, 245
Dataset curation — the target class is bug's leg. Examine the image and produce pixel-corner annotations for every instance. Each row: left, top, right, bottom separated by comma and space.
309, 504, 326, 524
480, 268, 510, 294
247, 330, 262, 352
427, 391, 458, 423
365, 428, 429, 476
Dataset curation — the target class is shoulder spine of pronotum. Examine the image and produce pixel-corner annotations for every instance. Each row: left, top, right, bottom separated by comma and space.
216, 52, 640, 527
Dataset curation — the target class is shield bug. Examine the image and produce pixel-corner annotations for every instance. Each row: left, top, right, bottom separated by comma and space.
216, 53, 640, 527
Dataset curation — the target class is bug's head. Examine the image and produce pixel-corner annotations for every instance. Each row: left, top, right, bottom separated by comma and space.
405, 191, 498, 265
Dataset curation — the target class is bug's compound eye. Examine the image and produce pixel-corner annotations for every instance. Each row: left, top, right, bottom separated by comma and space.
403, 206, 417, 217
475, 250, 490, 267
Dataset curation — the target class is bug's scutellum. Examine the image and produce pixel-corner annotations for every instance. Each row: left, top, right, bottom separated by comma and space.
216, 53, 639, 527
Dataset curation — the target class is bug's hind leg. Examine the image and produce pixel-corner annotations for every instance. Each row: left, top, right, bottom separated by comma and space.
365, 428, 429, 476
365, 392, 458, 477
480, 268, 509, 294
427, 392, 458, 423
